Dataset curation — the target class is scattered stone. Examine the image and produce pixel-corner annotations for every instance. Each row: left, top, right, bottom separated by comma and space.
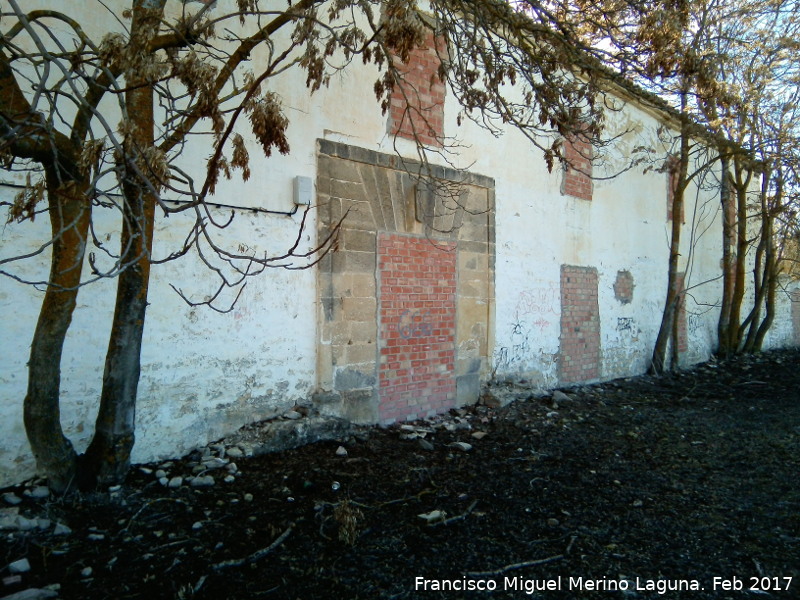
226, 462, 238, 474
331, 481, 341, 491
27, 487, 49, 500
284, 410, 303, 420
158, 477, 169, 487
546, 518, 560, 527
471, 431, 488, 440
633, 499, 644, 507
202, 457, 229, 470
418, 510, 446, 523
192, 521, 203, 530
449, 442, 472, 452
168, 476, 183, 489
243, 493, 254, 502
36, 518, 51, 530
225, 446, 244, 459
480, 390, 503, 409
209, 443, 226, 456
335, 446, 348, 457
552, 390, 573, 403
80, 566, 93, 578
160, 461, 175, 469
8, 559, 31, 574
417, 438, 434, 451
239, 443, 254, 457
155, 469, 167, 479
87, 533, 105, 541
3, 493, 22, 506
191, 475, 215, 488
107, 485, 122, 493
223, 475, 235, 483
3, 575, 22, 586
13, 516, 37, 531
53, 522, 72, 536
139, 467, 153, 475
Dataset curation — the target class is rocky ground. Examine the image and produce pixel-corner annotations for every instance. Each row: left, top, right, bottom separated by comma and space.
2, 349, 799, 600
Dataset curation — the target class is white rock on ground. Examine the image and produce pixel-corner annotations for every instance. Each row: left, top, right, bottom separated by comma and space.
3, 493, 22, 506
8, 558, 31, 574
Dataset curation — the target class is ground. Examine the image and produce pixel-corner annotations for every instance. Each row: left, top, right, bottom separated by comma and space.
2, 349, 799, 600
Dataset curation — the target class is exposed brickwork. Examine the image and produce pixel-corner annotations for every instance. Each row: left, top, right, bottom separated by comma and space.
559, 265, 600, 383
388, 32, 446, 147
378, 233, 457, 423
613, 270, 634, 304
675, 273, 688, 355
562, 133, 593, 201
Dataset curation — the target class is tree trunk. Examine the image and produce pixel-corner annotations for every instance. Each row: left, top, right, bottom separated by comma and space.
751, 173, 779, 352
650, 112, 689, 375
717, 157, 734, 357
80, 2, 161, 488
742, 212, 769, 353
24, 173, 91, 493
724, 159, 753, 354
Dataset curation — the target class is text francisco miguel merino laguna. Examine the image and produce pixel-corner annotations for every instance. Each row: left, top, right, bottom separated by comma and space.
415, 576, 705, 595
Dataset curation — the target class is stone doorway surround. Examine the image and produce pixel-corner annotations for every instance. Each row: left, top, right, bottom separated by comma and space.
314, 140, 495, 424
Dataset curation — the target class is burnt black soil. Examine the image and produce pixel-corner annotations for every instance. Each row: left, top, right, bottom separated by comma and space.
2, 349, 799, 600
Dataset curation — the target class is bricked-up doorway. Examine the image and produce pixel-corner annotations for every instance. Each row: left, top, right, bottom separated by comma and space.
559, 265, 600, 383
378, 234, 457, 421
315, 140, 494, 424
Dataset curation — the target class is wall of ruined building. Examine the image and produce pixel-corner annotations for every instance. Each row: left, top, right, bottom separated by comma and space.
1, 0, 799, 486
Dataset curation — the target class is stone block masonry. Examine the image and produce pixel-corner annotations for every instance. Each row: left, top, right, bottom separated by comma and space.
559, 265, 600, 383
378, 233, 457, 422
316, 140, 494, 425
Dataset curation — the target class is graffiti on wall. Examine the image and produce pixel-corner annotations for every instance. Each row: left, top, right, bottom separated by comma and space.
494, 284, 560, 376
616, 317, 635, 332
396, 309, 434, 339
513, 285, 559, 319
687, 313, 702, 335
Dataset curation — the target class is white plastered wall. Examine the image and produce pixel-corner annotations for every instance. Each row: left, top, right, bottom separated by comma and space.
1, 0, 798, 486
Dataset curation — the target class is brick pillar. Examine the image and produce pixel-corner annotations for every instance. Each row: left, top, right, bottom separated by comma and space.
559, 265, 600, 383
388, 32, 446, 147
562, 132, 593, 201
378, 233, 456, 423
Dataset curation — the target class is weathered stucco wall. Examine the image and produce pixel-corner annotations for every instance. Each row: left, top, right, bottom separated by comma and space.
1, 0, 798, 486
0, 200, 318, 486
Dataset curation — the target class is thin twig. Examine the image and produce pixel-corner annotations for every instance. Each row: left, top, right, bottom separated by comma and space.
429, 500, 478, 527
465, 554, 564, 578
211, 527, 292, 571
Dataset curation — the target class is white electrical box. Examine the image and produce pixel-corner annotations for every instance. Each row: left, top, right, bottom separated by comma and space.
293, 175, 312, 205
